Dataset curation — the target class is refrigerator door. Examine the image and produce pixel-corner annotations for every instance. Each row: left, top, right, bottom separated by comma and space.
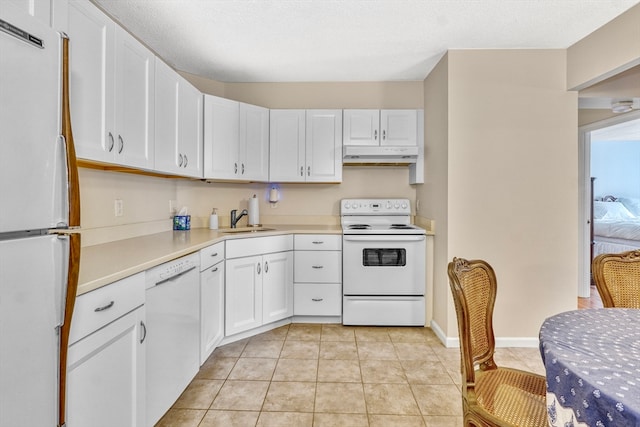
0, 234, 68, 426
0, 5, 68, 233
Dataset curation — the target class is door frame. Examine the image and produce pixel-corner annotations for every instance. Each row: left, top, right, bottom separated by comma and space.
578, 110, 640, 297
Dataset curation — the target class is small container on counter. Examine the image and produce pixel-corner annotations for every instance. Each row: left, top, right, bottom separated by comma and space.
173, 215, 191, 230
209, 208, 218, 230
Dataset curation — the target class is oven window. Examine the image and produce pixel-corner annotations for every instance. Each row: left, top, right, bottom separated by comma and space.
362, 248, 406, 266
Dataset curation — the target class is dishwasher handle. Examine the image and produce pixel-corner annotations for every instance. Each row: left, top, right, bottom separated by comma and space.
154, 265, 197, 286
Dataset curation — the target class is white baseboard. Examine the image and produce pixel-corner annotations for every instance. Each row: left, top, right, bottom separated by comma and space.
429, 319, 540, 348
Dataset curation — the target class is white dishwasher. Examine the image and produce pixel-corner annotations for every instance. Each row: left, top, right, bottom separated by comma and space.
145, 253, 200, 427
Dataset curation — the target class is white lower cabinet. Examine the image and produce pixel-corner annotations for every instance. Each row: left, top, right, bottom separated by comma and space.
66, 273, 146, 427
200, 242, 225, 364
225, 235, 293, 336
293, 235, 342, 318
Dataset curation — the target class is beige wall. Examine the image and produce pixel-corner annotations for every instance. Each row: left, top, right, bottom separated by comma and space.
419, 53, 449, 333
424, 50, 578, 341
567, 3, 640, 90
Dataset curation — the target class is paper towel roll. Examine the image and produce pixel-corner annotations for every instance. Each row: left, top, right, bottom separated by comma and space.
248, 195, 259, 225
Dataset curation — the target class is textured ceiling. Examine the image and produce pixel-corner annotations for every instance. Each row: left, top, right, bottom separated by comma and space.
93, 0, 640, 83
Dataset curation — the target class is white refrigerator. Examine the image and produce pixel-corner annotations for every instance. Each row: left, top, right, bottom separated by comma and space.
0, 5, 81, 427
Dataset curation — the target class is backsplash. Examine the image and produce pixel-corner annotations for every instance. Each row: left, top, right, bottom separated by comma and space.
79, 166, 417, 246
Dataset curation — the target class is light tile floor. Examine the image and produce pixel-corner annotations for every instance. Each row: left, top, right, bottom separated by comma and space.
156, 324, 545, 427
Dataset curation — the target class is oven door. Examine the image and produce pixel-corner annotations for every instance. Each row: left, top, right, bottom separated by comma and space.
342, 234, 425, 295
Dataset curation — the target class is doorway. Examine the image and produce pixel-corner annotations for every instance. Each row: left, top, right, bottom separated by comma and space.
578, 111, 640, 300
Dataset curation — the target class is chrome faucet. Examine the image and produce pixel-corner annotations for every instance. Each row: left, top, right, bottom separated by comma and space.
230, 209, 248, 228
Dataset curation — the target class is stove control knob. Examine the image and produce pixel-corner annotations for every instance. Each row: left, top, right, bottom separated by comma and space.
344, 202, 350, 209
386, 201, 392, 209
401, 202, 408, 209
394, 202, 400, 209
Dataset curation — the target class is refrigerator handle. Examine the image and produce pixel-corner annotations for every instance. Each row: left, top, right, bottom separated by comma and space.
61, 34, 80, 229
58, 232, 80, 427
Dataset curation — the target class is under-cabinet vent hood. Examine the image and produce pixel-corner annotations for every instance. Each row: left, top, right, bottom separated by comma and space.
342, 145, 419, 164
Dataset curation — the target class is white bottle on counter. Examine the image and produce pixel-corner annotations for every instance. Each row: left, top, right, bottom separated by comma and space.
209, 208, 218, 230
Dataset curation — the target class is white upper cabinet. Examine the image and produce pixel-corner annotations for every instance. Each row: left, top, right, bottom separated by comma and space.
6, 0, 51, 26
343, 109, 417, 147
67, 1, 154, 169
154, 59, 203, 178
269, 109, 342, 183
239, 103, 270, 181
204, 95, 239, 180
204, 95, 269, 181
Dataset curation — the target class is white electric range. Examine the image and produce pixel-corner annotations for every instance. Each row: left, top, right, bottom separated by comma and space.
341, 199, 426, 326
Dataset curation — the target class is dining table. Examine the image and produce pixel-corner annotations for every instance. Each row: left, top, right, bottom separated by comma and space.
539, 308, 640, 427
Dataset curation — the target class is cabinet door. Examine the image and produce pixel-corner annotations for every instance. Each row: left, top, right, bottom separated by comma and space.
269, 110, 305, 182
262, 251, 294, 324
154, 58, 181, 174
306, 110, 342, 183
6, 0, 51, 26
380, 110, 417, 146
225, 255, 263, 336
200, 262, 224, 364
67, 306, 146, 427
343, 109, 379, 146
114, 26, 154, 169
240, 103, 269, 181
204, 95, 240, 180
177, 79, 203, 178
67, 0, 116, 163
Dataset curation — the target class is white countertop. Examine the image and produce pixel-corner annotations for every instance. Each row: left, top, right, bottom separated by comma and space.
78, 225, 342, 295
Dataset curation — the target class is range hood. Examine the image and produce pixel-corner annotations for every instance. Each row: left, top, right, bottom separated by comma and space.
342, 145, 419, 164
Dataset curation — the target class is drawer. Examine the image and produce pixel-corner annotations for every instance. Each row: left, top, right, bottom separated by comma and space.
226, 234, 293, 259
294, 251, 342, 283
295, 234, 341, 251
69, 272, 145, 345
294, 283, 341, 316
200, 241, 225, 270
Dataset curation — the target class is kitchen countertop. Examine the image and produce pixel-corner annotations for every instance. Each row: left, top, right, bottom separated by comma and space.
78, 225, 342, 295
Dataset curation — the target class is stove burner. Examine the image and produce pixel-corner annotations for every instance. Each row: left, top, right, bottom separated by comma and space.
348, 224, 371, 230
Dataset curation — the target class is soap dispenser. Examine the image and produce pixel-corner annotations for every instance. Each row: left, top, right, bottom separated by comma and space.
209, 208, 218, 230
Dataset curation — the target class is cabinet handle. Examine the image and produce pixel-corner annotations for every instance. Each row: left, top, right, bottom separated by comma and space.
235, 163, 238, 174
382, 130, 386, 140
264, 261, 269, 273
211, 267, 218, 273
307, 166, 310, 176
312, 241, 324, 244
184, 155, 188, 168
312, 265, 324, 269
94, 300, 114, 312
178, 153, 183, 167
241, 163, 245, 174
300, 166, 303, 177
374, 129, 378, 141
107, 132, 115, 152
118, 135, 124, 153
257, 262, 261, 274
312, 298, 323, 302
140, 321, 147, 344
210, 252, 218, 257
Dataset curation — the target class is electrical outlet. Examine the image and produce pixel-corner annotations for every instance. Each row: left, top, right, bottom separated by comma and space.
114, 199, 123, 217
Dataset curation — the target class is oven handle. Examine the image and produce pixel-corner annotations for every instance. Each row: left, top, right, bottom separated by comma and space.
343, 235, 425, 242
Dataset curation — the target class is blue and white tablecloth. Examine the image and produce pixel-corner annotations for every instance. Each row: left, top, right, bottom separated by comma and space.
539, 309, 640, 427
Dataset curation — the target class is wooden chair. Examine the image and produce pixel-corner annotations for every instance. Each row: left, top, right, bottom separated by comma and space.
447, 257, 547, 427
592, 249, 640, 308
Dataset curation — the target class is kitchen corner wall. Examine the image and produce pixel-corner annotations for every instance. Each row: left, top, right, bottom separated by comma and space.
79, 80, 424, 246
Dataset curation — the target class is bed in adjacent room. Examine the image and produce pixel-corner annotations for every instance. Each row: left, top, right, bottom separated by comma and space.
592, 196, 640, 257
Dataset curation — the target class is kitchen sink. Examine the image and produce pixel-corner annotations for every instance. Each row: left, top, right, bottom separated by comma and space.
219, 227, 275, 234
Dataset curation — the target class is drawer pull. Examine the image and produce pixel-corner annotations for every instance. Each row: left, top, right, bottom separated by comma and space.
210, 252, 218, 257
312, 241, 324, 244
94, 300, 115, 312
312, 265, 324, 269
312, 298, 324, 302
211, 267, 218, 273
